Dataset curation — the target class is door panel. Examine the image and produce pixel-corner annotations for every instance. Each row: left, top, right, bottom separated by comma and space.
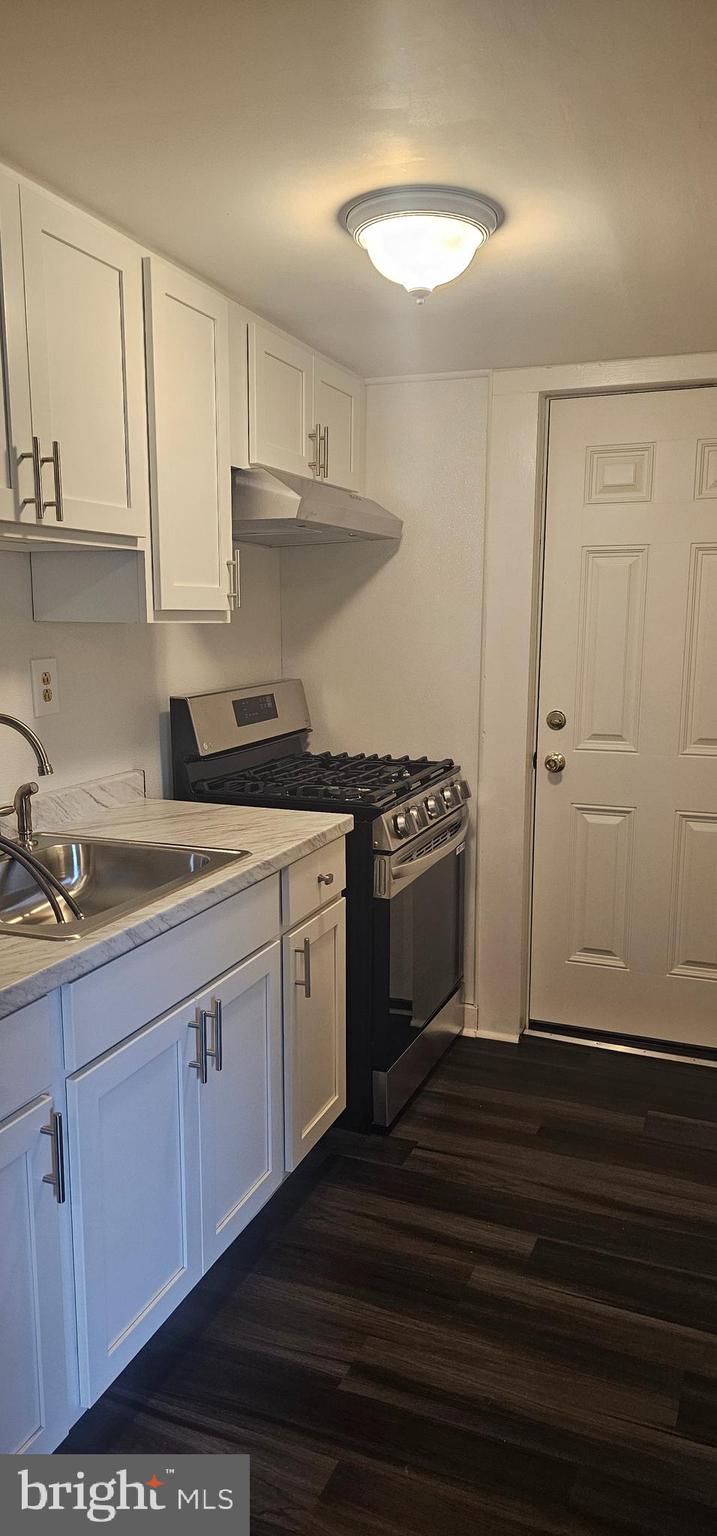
248, 321, 313, 476
20, 187, 148, 536
283, 899, 346, 1170
0, 1096, 70, 1453
144, 256, 232, 614
0, 171, 34, 525
67, 1005, 202, 1405
313, 357, 364, 491
532, 387, 717, 1047
200, 942, 283, 1269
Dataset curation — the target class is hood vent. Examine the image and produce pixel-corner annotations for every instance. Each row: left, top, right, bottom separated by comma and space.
231, 467, 403, 547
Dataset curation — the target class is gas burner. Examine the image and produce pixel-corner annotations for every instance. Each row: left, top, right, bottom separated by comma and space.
200, 749, 456, 813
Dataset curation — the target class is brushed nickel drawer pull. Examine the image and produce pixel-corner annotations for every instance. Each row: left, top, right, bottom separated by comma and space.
205, 997, 223, 1072
317, 871, 334, 887
41, 440, 64, 522
18, 436, 43, 518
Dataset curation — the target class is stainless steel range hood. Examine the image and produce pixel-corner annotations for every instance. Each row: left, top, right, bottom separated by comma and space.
231, 467, 403, 547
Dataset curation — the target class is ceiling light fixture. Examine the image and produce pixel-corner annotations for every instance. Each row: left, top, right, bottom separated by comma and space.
342, 185, 502, 303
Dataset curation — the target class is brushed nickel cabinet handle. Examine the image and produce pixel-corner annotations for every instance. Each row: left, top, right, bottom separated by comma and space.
308, 423, 321, 474
41, 1109, 66, 1204
189, 1007, 208, 1083
41, 441, 64, 522
321, 425, 329, 478
205, 997, 223, 1072
317, 872, 334, 887
18, 436, 43, 519
295, 936, 312, 998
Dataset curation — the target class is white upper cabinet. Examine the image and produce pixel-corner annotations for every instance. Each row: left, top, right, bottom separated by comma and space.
0, 171, 34, 527
246, 319, 365, 491
144, 256, 233, 616
248, 319, 314, 477
20, 186, 149, 538
313, 356, 364, 491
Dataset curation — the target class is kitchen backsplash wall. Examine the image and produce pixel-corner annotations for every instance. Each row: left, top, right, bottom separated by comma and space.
281, 373, 489, 1015
0, 545, 282, 803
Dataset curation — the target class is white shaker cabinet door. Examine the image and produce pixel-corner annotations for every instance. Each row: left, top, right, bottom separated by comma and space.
283, 898, 347, 1171
0, 171, 34, 527
67, 1004, 202, 1406
0, 1095, 71, 1454
144, 256, 233, 615
313, 357, 365, 491
20, 186, 149, 538
199, 941, 284, 1270
248, 320, 314, 477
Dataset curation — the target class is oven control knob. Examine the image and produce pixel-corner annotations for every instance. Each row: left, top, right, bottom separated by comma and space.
441, 785, 456, 808
393, 811, 410, 838
409, 805, 423, 831
425, 794, 441, 819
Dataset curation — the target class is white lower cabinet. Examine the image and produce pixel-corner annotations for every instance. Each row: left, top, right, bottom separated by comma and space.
199, 942, 283, 1269
283, 899, 347, 1171
67, 1000, 203, 1406
0, 1095, 71, 1453
67, 939, 284, 1406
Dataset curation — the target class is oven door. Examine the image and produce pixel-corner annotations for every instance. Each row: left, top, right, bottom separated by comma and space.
372, 807, 466, 1125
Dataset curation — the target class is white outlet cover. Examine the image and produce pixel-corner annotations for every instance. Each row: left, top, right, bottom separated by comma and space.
30, 656, 60, 717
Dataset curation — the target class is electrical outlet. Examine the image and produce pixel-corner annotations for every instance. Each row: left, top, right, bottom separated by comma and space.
30, 657, 60, 717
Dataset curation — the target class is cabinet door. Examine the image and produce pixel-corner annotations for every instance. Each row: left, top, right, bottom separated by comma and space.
144, 256, 233, 615
0, 171, 34, 527
248, 320, 314, 476
67, 1004, 202, 1406
313, 357, 365, 491
283, 899, 347, 1171
199, 942, 284, 1270
20, 186, 149, 538
0, 1095, 71, 1453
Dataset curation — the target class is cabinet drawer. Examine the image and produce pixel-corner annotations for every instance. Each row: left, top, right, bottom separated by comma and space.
63, 874, 280, 1070
281, 838, 346, 929
0, 993, 60, 1122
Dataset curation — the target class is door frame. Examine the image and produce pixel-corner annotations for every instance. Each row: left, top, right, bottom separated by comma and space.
477, 351, 717, 1042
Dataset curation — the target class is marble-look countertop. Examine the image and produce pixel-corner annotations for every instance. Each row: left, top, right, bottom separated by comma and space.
0, 798, 352, 1022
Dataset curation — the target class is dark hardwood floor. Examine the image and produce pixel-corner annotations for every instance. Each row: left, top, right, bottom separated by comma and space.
60, 1035, 717, 1533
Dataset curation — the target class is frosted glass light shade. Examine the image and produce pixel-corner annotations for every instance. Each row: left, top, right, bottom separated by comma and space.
343, 187, 501, 302
359, 215, 485, 298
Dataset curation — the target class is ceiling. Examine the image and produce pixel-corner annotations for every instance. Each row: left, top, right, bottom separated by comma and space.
0, 0, 715, 377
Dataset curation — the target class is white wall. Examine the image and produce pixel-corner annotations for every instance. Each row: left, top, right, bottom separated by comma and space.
281, 374, 489, 1010
0, 545, 281, 805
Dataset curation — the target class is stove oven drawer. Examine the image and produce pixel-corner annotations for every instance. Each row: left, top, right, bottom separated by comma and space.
281, 837, 346, 929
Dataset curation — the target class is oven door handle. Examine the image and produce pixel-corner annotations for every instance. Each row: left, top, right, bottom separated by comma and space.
375, 807, 468, 898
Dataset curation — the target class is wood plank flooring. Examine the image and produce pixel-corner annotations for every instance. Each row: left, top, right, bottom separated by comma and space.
59, 1035, 717, 1533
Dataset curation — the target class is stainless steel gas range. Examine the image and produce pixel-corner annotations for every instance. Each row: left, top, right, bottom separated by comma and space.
170, 680, 469, 1129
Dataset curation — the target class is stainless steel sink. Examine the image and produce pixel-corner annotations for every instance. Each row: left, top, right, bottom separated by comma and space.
0, 834, 249, 941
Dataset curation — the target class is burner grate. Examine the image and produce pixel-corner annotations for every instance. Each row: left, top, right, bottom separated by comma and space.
200, 750, 455, 810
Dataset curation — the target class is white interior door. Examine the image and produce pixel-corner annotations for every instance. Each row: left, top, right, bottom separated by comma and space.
0, 171, 35, 526
20, 186, 148, 537
199, 942, 284, 1270
313, 357, 364, 491
144, 256, 232, 614
248, 320, 313, 476
532, 388, 717, 1048
0, 1095, 70, 1453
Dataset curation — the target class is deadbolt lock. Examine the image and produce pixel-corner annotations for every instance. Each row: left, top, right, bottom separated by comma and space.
545, 752, 566, 774
546, 709, 566, 730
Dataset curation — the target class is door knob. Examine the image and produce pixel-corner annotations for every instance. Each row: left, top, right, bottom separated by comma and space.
544, 752, 566, 774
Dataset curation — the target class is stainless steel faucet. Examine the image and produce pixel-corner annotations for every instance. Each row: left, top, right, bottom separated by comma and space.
0, 714, 53, 848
